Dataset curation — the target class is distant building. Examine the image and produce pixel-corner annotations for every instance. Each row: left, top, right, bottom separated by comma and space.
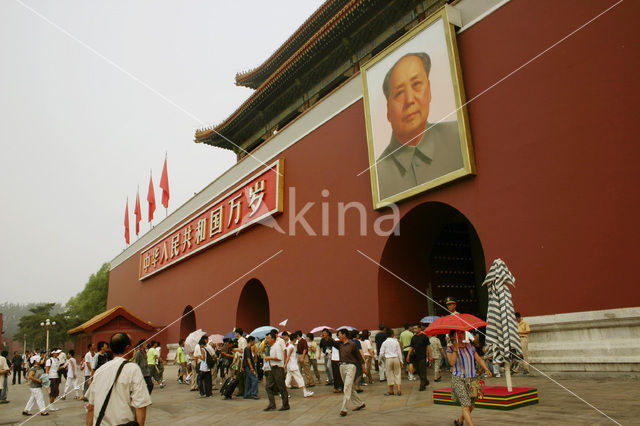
67, 306, 166, 358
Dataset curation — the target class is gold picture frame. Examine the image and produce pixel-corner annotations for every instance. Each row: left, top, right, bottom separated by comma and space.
361, 8, 475, 209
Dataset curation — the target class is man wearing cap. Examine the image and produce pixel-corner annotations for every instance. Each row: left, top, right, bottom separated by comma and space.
444, 296, 459, 314
30, 351, 42, 367
45, 349, 62, 407
443, 297, 477, 350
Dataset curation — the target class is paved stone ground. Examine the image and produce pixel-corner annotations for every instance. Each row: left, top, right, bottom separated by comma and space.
0, 365, 637, 425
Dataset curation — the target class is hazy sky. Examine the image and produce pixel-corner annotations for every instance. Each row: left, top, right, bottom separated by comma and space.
0, 0, 324, 304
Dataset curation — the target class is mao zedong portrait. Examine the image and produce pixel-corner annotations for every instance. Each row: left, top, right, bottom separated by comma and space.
376, 52, 463, 201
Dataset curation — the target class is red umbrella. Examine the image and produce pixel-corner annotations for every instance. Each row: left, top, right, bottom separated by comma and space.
423, 313, 488, 335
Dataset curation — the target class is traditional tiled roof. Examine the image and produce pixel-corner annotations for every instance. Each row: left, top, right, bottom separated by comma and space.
196, 0, 442, 151
234, 0, 347, 89
67, 305, 158, 335
195, 0, 366, 146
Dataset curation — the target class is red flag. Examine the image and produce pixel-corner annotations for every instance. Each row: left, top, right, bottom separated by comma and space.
134, 189, 141, 236
124, 199, 130, 244
147, 171, 156, 222
160, 155, 170, 209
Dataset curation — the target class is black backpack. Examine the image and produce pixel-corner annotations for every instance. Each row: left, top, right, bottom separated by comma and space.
204, 347, 215, 369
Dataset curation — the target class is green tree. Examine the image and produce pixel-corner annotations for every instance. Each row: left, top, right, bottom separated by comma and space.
15, 303, 71, 351
65, 262, 110, 326
1, 302, 48, 337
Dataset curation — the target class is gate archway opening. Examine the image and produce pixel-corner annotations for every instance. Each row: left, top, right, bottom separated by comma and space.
378, 202, 486, 327
180, 305, 196, 340
236, 279, 270, 332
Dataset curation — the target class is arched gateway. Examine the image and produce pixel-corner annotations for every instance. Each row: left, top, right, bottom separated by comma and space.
180, 305, 196, 340
236, 279, 270, 332
378, 202, 487, 326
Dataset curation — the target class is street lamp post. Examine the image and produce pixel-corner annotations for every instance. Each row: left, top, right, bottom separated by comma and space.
40, 318, 56, 354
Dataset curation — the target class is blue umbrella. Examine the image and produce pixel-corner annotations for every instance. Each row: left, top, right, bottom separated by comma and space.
420, 316, 440, 324
336, 325, 356, 331
249, 326, 277, 340
224, 331, 237, 339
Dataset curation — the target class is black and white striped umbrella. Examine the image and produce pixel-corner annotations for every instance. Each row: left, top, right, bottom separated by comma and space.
482, 258, 522, 365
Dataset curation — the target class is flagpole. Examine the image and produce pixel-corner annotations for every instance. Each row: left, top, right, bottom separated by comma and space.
124, 196, 130, 249
163, 151, 169, 217
150, 168, 153, 229
126, 197, 128, 248
136, 184, 139, 240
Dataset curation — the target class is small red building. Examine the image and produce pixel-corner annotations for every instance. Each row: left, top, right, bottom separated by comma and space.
67, 306, 167, 357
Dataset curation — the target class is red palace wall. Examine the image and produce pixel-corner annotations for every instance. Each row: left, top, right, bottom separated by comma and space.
107, 0, 640, 342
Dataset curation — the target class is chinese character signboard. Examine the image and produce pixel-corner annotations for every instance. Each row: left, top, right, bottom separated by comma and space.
139, 159, 284, 280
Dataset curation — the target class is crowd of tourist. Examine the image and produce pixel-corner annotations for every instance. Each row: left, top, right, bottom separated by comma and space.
169, 324, 447, 417
0, 298, 532, 425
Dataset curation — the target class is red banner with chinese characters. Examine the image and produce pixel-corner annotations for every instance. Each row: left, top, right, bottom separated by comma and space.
139, 159, 284, 280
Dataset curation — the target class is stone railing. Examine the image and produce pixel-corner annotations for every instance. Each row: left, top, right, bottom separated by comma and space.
527, 307, 640, 373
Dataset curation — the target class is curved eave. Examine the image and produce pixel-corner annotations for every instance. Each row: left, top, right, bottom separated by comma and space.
67, 306, 159, 335
195, 0, 363, 147
234, 0, 341, 89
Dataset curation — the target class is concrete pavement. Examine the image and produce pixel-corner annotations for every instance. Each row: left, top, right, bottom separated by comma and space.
0, 365, 636, 425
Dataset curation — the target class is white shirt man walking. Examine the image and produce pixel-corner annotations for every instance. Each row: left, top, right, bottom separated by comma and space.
85, 332, 151, 426
83, 344, 96, 396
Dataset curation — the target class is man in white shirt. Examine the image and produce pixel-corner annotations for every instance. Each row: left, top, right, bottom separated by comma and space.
58, 350, 68, 378
153, 342, 165, 387
0, 351, 9, 404
45, 350, 62, 406
233, 329, 248, 397
83, 344, 96, 395
85, 333, 152, 426
235, 329, 248, 354
189, 342, 200, 392
63, 349, 81, 399
263, 332, 289, 411
330, 341, 342, 393
194, 337, 213, 398
379, 329, 404, 396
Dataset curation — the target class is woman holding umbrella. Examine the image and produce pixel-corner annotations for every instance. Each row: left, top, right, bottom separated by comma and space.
447, 330, 493, 426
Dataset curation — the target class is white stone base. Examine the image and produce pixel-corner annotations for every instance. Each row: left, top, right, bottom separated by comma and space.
527, 307, 640, 373
166, 343, 178, 363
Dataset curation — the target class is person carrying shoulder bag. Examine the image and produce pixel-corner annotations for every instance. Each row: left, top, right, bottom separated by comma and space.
85, 332, 151, 426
